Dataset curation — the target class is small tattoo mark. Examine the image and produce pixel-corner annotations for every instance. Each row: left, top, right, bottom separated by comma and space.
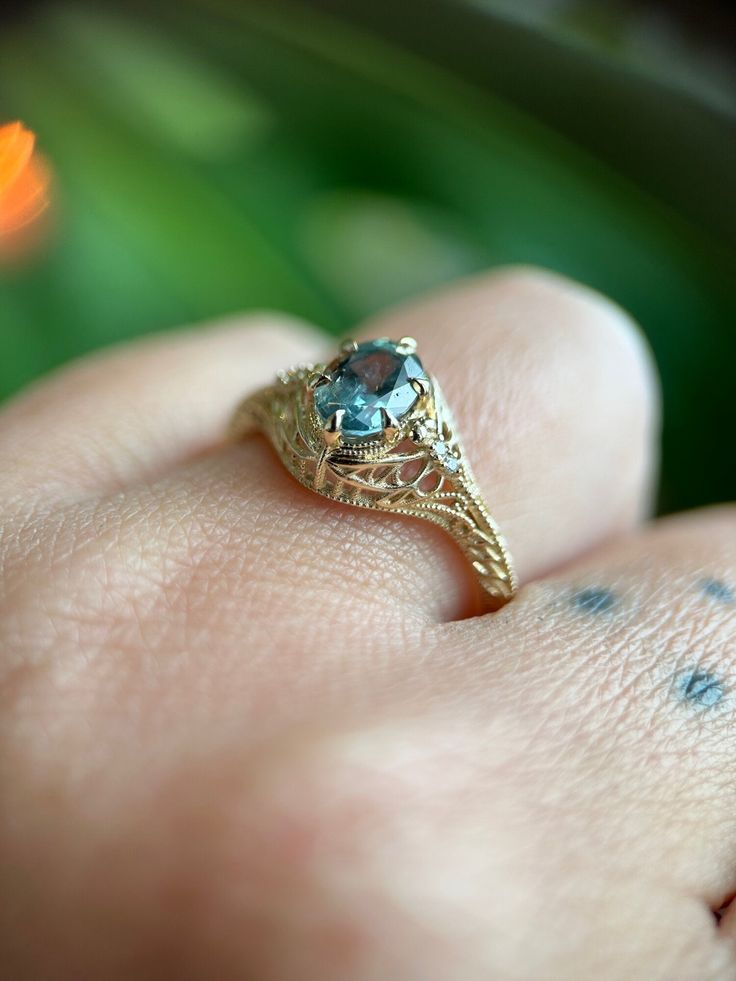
571, 587, 617, 615
676, 670, 725, 708
699, 578, 735, 605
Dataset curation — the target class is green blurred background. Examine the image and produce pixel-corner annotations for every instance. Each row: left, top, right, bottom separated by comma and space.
1, 0, 734, 511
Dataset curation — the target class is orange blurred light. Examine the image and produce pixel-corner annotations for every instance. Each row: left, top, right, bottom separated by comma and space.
0, 121, 51, 258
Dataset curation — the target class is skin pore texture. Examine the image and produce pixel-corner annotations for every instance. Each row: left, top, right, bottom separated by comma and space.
1, 268, 736, 980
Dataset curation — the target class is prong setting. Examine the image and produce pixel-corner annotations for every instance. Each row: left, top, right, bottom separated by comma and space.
232, 334, 518, 607
340, 338, 359, 354
380, 407, 400, 441
410, 377, 429, 398
322, 409, 345, 446
313, 338, 429, 443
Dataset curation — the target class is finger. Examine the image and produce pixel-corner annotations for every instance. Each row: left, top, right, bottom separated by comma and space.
206, 266, 656, 622
453, 505, 736, 922
2, 268, 658, 628
356, 266, 658, 583
0, 314, 323, 506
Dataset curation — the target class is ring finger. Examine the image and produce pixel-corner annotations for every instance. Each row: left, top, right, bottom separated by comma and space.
0, 267, 659, 639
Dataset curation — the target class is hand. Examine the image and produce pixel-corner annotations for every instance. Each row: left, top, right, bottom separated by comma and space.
2, 268, 734, 980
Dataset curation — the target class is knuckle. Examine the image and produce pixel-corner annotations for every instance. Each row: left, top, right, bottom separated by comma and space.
490, 264, 657, 405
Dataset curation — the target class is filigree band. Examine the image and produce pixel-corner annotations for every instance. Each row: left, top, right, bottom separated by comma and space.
229, 338, 517, 609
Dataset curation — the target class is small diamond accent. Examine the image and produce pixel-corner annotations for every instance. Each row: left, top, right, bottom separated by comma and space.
429, 438, 460, 473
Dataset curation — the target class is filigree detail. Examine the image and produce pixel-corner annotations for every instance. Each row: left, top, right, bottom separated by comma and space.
230, 360, 517, 608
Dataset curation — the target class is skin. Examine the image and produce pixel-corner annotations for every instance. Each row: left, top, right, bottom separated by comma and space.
1, 267, 735, 980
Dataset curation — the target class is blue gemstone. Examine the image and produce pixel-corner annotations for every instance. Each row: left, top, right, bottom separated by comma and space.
314, 339, 428, 441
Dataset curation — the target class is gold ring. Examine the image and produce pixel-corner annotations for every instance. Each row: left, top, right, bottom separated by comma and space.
229, 337, 517, 609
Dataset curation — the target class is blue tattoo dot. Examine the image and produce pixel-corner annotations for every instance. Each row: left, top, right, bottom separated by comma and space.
676, 670, 724, 708
699, 578, 735, 604
571, 587, 617, 615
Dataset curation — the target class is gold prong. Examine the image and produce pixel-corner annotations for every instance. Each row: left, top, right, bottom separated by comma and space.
397, 336, 418, 353
340, 338, 358, 354
410, 377, 429, 398
323, 409, 345, 446
380, 407, 400, 441
311, 372, 331, 389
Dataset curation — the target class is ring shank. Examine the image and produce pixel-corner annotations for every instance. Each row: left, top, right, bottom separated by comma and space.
230, 373, 517, 610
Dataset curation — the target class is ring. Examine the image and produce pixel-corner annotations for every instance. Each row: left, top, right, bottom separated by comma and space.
229, 337, 517, 608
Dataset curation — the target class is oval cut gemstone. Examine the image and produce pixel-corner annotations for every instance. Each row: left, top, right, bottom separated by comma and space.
314, 339, 429, 441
